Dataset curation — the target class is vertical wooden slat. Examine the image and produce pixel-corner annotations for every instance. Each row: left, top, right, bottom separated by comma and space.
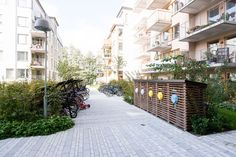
133, 80, 207, 131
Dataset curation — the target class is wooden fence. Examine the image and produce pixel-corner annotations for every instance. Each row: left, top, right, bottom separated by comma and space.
134, 80, 207, 131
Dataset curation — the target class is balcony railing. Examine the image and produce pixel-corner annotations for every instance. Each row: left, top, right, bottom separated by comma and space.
31, 44, 45, 53
32, 75, 43, 80
135, 30, 148, 45
180, 10, 236, 42
146, 9, 172, 32
146, 0, 171, 10
31, 58, 45, 68
147, 34, 171, 52
134, 0, 147, 12
200, 47, 236, 67
178, 0, 222, 14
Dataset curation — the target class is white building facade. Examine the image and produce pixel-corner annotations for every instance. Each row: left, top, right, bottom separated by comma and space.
0, 0, 63, 82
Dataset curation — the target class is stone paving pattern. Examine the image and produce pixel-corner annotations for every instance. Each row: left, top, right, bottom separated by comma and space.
0, 90, 236, 157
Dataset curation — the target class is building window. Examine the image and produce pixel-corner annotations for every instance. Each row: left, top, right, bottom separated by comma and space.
163, 32, 169, 41
208, 6, 220, 23
16, 69, 28, 79
0, 32, 2, 43
118, 28, 123, 37
0, 0, 6, 5
18, 34, 27, 44
18, 17, 28, 27
173, 24, 180, 39
0, 50, 3, 61
6, 69, 14, 79
118, 42, 123, 51
17, 51, 28, 61
227, 0, 236, 21
0, 14, 2, 24
18, 0, 27, 7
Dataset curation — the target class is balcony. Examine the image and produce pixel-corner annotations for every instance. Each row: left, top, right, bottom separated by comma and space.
180, 15, 236, 42
104, 53, 112, 58
31, 59, 45, 69
179, 0, 222, 14
135, 30, 148, 45
31, 44, 45, 53
146, 9, 172, 32
31, 30, 46, 38
147, 34, 171, 52
204, 47, 236, 68
146, 0, 171, 10
134, 0, 147, 12
32, 75, 44, 80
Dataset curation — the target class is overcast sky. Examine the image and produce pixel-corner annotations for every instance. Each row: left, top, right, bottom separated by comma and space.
40, 0, 134, 54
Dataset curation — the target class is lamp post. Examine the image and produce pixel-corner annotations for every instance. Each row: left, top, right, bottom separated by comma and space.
34, 18, 51, 118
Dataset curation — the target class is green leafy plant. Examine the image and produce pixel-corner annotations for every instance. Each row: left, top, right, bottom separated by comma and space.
0, 116, 74, 140
191, 115, 209, 135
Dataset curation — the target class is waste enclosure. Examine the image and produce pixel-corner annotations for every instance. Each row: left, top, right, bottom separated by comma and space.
134, 80, 207, 131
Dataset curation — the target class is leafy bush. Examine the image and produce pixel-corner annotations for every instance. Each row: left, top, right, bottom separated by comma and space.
191, 115, 209, 135
0, 81, 63, 118
191, 104, 229, 135
108, 80, 134, 104
0, 116, 74, 140
218, 108, 236, 129
206, 79, 235, 104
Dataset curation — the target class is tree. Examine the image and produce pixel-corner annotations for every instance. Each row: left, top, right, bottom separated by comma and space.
147, 55, 209, 82
57, 47, 82, 80
57, 47, 98, 85
114, 56, 126, 80
80, 54, 98, 85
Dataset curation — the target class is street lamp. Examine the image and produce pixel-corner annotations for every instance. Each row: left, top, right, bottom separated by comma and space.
34, 18, 51, 118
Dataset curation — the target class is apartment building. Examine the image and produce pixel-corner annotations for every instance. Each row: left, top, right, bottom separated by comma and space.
0, 0, 63, 82
134, 0, 236, 80
179, 0, 236, 80
133, 0, 189, 79
100, 6, 138, 83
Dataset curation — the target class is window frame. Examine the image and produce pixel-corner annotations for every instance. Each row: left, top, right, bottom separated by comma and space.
16, 69, 28, 79
17, 16, 28, 27
207, 6, 220, 24
6, 69, 14, 79
17, 34, 28, 45
17, 51, 28, 61
173, 24, 180, 39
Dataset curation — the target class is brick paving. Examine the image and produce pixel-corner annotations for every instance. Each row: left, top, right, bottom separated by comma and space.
0, 89, 236, 157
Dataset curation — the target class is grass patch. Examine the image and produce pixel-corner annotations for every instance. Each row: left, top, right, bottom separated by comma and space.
218, 108, 236, 129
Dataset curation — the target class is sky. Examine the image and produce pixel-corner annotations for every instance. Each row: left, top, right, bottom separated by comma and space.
40, 0, 134, 55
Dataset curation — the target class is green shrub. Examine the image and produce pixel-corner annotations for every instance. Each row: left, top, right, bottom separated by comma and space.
191, 115, 209, 135
191, 104, 229, 135
218, 108, 236, 129
206, 79, 236, 104
108, 80, 134, 104
0, 116, 74, 140
0, 81, 63, 118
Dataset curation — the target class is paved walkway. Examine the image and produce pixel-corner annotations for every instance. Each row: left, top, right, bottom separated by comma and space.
0, 89, 236, 157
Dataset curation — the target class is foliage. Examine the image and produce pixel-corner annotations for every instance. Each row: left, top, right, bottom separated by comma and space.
191, 104, 229, 135
57, 59, 79, 80
109, 79, 134, 104
114, 56, 126, 71
218, 108, 236, 129
80, 55, 98, 85
0, 81, 64, 119
191, 115, 209, 135
206, 79, 235, 104
147, 55, 209, 82
0, 116, 74, 140
219, 102, 236, 112
57, 46, 98, 85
